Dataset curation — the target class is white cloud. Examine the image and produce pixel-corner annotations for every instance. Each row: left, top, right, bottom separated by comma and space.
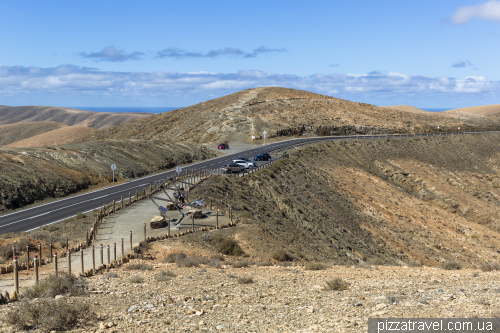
451, 1, 500, 24
0, 65, 499, 104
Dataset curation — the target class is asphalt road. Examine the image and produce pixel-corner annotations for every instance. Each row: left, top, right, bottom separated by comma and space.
0, 131, 496, 234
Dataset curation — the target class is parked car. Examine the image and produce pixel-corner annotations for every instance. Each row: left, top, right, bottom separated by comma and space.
253, 153, 272, 161
232, 159, 256, 169
221, 163, 245, 174
218, 143, 229, 149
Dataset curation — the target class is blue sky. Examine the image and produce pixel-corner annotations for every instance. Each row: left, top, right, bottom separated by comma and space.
1, 0, 500, 108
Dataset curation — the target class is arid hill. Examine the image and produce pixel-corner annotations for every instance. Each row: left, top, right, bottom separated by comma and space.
94, 87, 500, 144
380, 105, 431, 114
443, 104, 500, 118
4, 126, 98, 148
0, 105, 151, 130
194, 133, 500, 268
0, 140, 215, 212
0, 122, 66, 146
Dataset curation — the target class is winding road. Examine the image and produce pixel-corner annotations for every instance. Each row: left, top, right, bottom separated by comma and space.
0, 131, 495, 234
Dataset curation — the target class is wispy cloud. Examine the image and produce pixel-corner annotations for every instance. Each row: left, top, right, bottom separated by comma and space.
0, 65, 498, 102
156, 46, 287, 59
451, 1, 500, 24
79, 45, 144, 62
451, 60, 473, 68
330, 64, 339, 67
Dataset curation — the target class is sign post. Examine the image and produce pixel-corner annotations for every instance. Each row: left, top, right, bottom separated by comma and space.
175, 166, 182, 178
263, 130, 267, 145
458, 126, 460, 134
110, 164, 117, 183
251, 135, 255, 143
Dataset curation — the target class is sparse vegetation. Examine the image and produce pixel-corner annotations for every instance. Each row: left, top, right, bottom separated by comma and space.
442, 261, 462, 270
324, 278, 349, 291
272, 249, 296, 261
22, 273, 87, 299
105, 272, 119, 279
4, 299, 94, 331
480, 262, 500, 272
211, 234, 244, 256
233, 260, 248, 268
305, 262, 326, 271
129, 275, 144, 284
155, 270, 176, 281
125, 263, 153, 271
237, 277, 254, 284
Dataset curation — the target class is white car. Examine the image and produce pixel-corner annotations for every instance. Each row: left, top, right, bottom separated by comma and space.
232, 159, 255, 169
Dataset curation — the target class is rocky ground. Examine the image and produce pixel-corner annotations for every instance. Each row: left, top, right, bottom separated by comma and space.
1, 237, 500, 332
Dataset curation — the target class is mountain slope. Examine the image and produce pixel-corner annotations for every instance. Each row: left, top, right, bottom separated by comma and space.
94, 87, 500, 144
4, 126, 97, 148
0, 106, 151, 129
0, 122, 66, 146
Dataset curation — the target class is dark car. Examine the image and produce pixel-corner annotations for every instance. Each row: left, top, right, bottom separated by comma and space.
253, 153, 272, 161
218, 143, 229, 149
221, 163, 245, 174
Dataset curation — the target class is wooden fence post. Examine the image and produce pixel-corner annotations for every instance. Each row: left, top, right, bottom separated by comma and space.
66, 237, 68, 251
13, 256, 19, 293
49, 243, 53, 263
12, 245, 15, 258
192, 214, 194, 231
38, 243, 42, 267
107, 245, 110, 265
34, 255, 39, 283
67, 249, 71, 276
113, 199, 116, 214
26, 244, 30, 271
121, 238, 124, 259
80, 247, 84, 276
216, 209, 219, 229
130, 231, 133, 250
100, 244, 103, 266
129, 192, 131, 206
54, 252, 58, 277
113, 243, 116, 262
121, 196, 123, 210
92, 245, 95, 272
144, 223, 146, 242
168, 218, 171, 238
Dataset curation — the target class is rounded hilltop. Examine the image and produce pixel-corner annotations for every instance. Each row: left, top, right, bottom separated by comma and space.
94, 87, 500, 144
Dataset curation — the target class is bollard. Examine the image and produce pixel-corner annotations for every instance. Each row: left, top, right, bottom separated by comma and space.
121, 238, 124, 259
107, 245, 110, 265
168, 217, 171, 238
34, 255, 39, 283
38, 243, 42, 267
113, 243, 116, 262
144, 223, 147, 242
49, 243, 53, 263
216, 209, 219, 229
67, 249, 71, 276
130, 231, 133, 250
92, 245, 95, 272
54, 252, 58, 277
13, 256, 19, 293
80, 247, 84, 275
100, 244, 103, 266
26, 244, 30, 271
12, 245, 16, 258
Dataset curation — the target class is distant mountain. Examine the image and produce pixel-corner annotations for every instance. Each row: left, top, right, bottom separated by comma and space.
93, 87, 500, 144
0, 122, 66, 146
443, 105, 500, 118
0, 106, 152, 130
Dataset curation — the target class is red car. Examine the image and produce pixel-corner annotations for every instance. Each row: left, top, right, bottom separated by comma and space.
218, 143, 229, 149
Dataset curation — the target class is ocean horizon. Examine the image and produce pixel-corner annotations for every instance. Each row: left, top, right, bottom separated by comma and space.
68, 107, 180, 114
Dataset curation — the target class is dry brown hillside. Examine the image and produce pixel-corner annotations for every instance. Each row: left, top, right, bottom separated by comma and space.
0, 105, 151, 129
444, 104, 500, 118
94, 87, 500, 144
193, 133, 500, 268
0, 122, 66, 146
4, 126, 97, 148
380, 105, 431, 114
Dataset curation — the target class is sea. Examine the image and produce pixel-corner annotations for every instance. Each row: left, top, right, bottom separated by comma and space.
419, 108, 450, 112
68, 107, 180, 114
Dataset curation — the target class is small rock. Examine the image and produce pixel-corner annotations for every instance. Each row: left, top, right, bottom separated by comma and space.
128, 305, 141, 313
375, 303, 387, 310
54, 295, 65, 300
196, 310, 204, 316
306, 307, 314, 313
99, 322, 107, 330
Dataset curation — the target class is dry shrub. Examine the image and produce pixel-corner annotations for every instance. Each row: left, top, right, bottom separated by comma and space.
480, 262, 500, 272
22, 273, 87, 299
208, 260, 222, 268
163, 252, 187, 263
324, 278, 349, 291
129, 275, 144, 284
125, 263, 153, 271
408, 261, 423, 267
305, 262, 326, 271
255, 261, 272, 266
211, 234, 244, 256
5, 299, 94, 331
211, 253, 225, 262
237, 277, 254, 284
155, 270, 176, 281
272, 249, 296, 262
105, 272, 119, 279
233, 261, 248, 268
442, 261, 462, 270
